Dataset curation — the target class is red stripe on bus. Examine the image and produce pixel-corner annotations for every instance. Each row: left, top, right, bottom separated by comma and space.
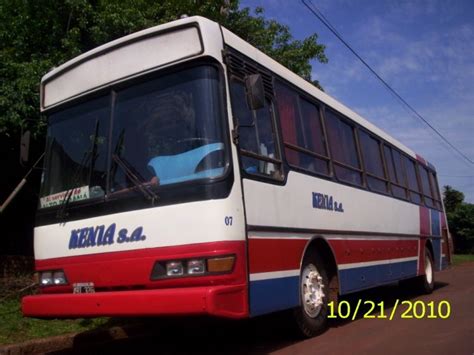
248, 238, 307, 274
328, 239, 418, 265
248, 237, 419, 274
418, 238, 426, 275
419, 206, 430, 235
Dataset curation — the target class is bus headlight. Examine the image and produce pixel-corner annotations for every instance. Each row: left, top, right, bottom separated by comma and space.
40, 272, 53, 286
166, 261, 184, 276
40, 270, 68, 286
53, 271, 67, 285
187, 259, 205, 275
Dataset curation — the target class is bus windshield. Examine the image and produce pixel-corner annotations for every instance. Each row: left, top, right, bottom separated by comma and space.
39, 65, 227, 209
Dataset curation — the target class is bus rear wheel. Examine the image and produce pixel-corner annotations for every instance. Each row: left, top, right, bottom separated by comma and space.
417, 248, 435, 294
293, 252, 329, 338
401, 248, 435, 294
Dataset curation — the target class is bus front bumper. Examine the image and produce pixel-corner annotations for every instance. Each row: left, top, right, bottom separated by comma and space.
22, 284, 248, 319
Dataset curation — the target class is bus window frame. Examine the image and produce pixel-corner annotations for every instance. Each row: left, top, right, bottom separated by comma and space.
228, 75, 284, 183
402, 154, 423, 204
420, 164, 442, 210
274, 80, 332, 178
418, 164, 434, 208
324, 108, 364, 188
428, 169, 442, 210
382, 143, 409, 201
357, 128, 391, 195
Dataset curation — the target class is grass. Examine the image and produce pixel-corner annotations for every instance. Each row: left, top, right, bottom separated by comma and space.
0, 275, 115, 345
0, 297, 110, 345
452, 254, 474, 266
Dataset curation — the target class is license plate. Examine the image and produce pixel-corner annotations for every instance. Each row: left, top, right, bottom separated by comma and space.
73, 282, 95, 294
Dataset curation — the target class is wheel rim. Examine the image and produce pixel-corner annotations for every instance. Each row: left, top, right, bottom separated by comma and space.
301, 263, 325, 318
425, 254, 433, 284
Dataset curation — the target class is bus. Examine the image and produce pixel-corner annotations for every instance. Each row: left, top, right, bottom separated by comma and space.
22, 16, 452, 337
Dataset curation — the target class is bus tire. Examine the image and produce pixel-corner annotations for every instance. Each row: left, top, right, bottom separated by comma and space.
416, 248, 435, 294
293, 252, 329, 338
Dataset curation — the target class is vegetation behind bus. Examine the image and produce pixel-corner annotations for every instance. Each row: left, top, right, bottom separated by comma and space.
443, 186, 474, 254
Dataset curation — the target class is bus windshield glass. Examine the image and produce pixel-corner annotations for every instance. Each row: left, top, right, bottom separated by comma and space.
39, 65, 227, 209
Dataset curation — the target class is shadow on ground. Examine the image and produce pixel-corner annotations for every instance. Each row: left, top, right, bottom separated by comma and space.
49, 281, 449, 354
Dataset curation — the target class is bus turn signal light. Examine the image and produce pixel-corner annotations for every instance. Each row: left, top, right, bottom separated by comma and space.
207, 256, 235, 273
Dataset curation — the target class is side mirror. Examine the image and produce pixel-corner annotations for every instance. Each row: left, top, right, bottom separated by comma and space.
244, 74, 265, 110
20, 130, 31, 165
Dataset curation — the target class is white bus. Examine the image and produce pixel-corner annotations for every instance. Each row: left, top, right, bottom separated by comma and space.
22, 16, 452, 337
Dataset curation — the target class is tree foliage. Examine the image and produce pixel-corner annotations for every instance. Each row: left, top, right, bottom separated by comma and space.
443, 185, 474, 253
443, 185, 464, 213
0, 0, 327, 137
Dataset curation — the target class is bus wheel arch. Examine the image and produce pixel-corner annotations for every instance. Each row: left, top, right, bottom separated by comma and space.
425, 239, 435, 269
293, 237, 339, 337
402, 238, 435, 294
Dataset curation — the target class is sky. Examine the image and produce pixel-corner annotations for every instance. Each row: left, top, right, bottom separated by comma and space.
240, 0, 474, 202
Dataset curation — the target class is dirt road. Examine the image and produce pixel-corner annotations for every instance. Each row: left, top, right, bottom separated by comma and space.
274, 262, 474, 355
51, 262, 474, 354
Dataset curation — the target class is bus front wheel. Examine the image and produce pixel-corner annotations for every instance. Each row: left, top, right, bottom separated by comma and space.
293, 252, 329, 338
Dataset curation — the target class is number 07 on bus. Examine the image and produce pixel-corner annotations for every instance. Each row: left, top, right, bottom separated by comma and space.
22, 16, 452, 337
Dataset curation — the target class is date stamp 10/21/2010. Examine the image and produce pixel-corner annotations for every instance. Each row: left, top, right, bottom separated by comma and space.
327, 300, 451, 320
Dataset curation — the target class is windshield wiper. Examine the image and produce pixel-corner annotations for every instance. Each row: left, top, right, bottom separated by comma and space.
57, 120, 100, 219
56, 150, 92, 219
87, 119, 100, 185
111, 154, 159, 204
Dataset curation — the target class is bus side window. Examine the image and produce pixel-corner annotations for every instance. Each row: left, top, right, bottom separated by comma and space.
275, 82, 330, 176
325, 109, 363, 186
359, 130, 388, 193
404, 156, 422, 204
383, 145, 408, 200
230, 79, 282, 179
419, 165, 435, 208
428, 170, 442, 210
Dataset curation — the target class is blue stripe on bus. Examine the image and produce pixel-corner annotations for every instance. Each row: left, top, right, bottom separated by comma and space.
430, 209, 441, 236
339, 260, 418, 294
249, 259, 419, 316
249, 276, 299, 317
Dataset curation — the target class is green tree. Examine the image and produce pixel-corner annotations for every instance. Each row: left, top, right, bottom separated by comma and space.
0, 0, 327, 137
443, 186, 474, 253
443, 185, 464, 213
